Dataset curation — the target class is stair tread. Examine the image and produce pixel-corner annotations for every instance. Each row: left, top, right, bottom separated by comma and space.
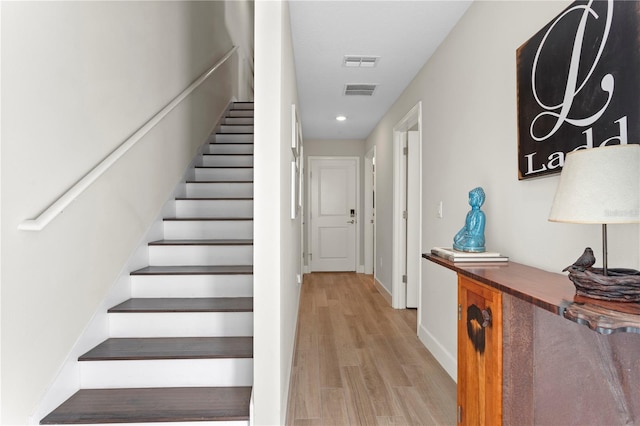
202, 153, 253, 156
131, 265, 253, 275
149, 239, 253, 246
79, 337, 253, 361
175, 197, 253, 200
40, 386, 251, 424
195, 165, 254, 168
187, 180, 254, 184
215, 133, 254, 136
163, 220, 253, 222
109, 297, 253, 313
164, 217, 253, 221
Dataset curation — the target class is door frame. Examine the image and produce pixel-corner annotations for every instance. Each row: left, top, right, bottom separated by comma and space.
307, 156, 361, 272
364, 147, 376, 275
392, 102, 422, 310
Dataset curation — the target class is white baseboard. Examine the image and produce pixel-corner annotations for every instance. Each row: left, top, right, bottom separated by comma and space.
418, 323, 457, 383
373, 277, 392, 306
357, 264, 364, 273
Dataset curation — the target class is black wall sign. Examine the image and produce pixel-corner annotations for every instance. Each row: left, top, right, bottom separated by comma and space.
516, 0, 640, 180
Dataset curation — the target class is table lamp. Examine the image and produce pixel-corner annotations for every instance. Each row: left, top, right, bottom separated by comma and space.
548, 144, 640, 300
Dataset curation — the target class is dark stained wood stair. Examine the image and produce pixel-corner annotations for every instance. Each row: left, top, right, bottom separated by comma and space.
78, 337, 253, 361
40, 387, 251, 424
109, 297, 253, 313
130, 265, 253, 275
41, 102, 254, 425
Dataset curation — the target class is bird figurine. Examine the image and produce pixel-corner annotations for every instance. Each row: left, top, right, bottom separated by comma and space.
562, 247, 596, 272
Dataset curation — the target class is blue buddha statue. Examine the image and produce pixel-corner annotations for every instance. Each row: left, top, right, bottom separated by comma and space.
453, 187, 486, 253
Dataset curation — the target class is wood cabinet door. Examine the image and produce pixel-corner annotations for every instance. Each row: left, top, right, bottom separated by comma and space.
458, 276, 502, 425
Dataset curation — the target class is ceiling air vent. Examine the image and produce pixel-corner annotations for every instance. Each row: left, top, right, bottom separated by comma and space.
343, 55, 380, 68
344, 84, 377, 96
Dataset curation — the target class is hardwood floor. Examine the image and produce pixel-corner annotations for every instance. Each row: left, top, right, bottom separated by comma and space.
286, 272, 456, 426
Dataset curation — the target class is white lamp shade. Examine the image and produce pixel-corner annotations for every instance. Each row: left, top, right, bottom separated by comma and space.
549, 144, 640, 224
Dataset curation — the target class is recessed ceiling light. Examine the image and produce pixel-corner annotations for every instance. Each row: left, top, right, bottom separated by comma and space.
336, 115, 347, 121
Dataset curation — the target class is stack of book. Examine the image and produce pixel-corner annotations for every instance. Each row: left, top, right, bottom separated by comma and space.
431, 247, 508, 263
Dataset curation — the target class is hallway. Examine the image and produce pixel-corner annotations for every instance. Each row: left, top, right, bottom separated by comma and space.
286, 273, 456, 425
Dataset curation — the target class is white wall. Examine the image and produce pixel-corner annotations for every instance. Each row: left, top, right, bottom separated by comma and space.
303, 139, 366, 270
254, 1, 301, 424
225, 0, 255, 101
366, 0, 640, 380
1, 2, 245, 423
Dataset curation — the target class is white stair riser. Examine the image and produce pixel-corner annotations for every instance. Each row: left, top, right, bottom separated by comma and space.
193, 168, 253, 182
163, 220, 253, 239
207, 144, 253, 154
176, 199, 253, 218
219, 125, 253, 133
149, 245, 253, 266
227, 110, 253, 117
223, 117, 253, 125
131, 274, 253, 298
110, 312, 253, 337
201, 155, 253, 167
185, 182, 253, 198
80, 358, 253, 388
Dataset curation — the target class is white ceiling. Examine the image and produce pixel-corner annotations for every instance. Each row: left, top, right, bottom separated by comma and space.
289, 0, 472, 140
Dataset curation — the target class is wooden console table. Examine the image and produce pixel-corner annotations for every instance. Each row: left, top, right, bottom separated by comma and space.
424, 253, 640, 425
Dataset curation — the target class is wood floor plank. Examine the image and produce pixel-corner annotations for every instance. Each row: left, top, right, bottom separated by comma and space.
376, 415, 409, 425
357, 348, 401, 417
403, 364, 457, 424
342, 366, 378, 426
320, 388, 350, 425
318, 333, 342, 388
287, 273, 457, 426
293, 349, 321, 419
367, 335, 413, 387
40, 387, 251, 424
391, 386, 439, 426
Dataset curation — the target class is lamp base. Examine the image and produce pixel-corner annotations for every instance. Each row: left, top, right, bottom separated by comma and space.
567, 268, 640, 302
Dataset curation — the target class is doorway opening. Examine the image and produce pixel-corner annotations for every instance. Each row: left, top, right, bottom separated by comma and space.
392, 102, 422, 311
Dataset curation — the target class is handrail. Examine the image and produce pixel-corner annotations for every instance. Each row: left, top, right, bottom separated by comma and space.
18, 46, 238, 231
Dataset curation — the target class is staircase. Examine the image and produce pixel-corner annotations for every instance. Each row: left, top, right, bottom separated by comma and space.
41, 102, 255, 425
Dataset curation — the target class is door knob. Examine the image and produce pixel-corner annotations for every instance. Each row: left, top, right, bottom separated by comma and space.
347, 220, 355, 224
481, 309, 492, 328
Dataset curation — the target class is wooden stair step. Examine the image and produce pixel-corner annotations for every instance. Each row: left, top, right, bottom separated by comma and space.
109, 297, 253, 313
40, 386, 251, 424
164, 217, 253, 221
187, 179, 253, 184
131, 265, 253, 275
196, 165, 254, 168
149, 239, 253, 246
79, 337, 253, 361
209, 142, 254, 146
232, 101, 254, 108
175, 197, 253, 201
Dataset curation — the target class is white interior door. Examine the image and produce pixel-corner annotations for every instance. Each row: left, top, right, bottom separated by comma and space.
310, 158, 357, 271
